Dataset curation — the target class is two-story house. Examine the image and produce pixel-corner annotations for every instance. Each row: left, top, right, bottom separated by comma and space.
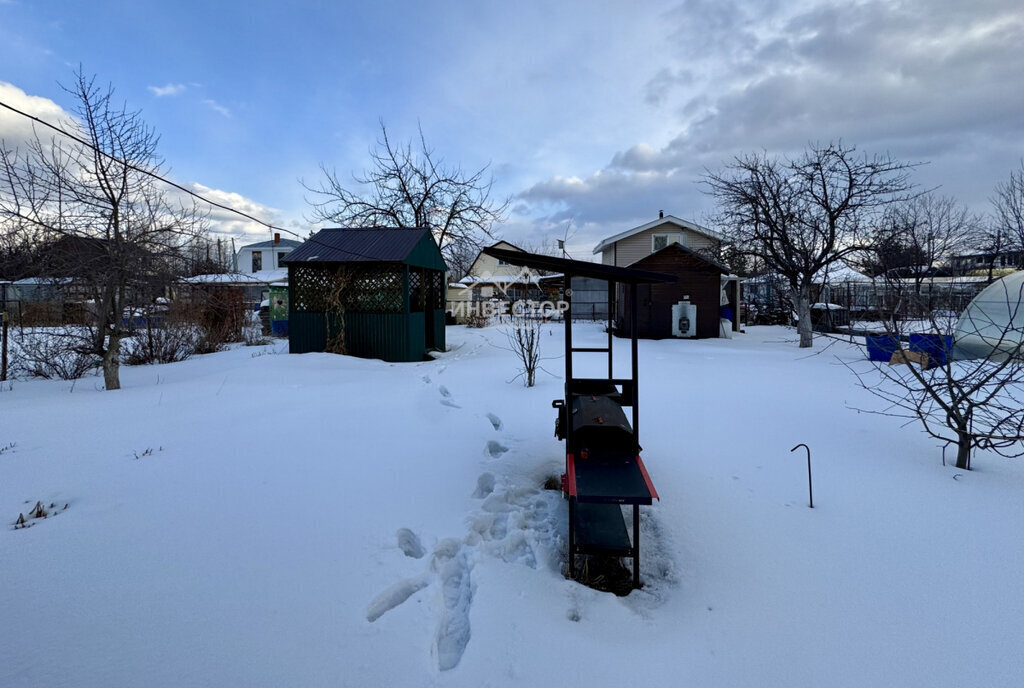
593, 212, 722, 267
234, 234, 302, 275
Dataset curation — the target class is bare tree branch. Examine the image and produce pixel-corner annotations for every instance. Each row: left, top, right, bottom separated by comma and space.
303, 121, 509, 269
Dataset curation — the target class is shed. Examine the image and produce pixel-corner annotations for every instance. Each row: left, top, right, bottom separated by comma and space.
616, 243, 733, 339
283, 228, 448, 362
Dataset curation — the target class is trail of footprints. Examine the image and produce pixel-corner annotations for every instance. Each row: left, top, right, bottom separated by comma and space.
365, 401, 565, 672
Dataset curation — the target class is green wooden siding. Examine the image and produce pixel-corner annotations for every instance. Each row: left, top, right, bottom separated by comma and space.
430, 309, 446, 352
289, 311, 410, 361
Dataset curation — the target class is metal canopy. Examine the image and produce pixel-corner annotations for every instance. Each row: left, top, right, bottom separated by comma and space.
481, 247, 676, 284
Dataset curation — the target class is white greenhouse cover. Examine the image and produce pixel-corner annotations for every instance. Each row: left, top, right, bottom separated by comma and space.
952, 270, 1024, 360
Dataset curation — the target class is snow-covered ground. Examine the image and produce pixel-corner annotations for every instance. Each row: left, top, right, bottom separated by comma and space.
1, 324, 1022, 687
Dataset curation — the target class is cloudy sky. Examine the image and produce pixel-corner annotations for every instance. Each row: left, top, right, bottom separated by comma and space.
1, 0, 1021, 257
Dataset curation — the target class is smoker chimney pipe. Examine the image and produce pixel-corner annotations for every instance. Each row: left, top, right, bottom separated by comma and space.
274, 232, 280, 244
659, 209, 664, 219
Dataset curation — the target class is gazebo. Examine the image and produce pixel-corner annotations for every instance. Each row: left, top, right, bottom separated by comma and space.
283, 228, 447, 362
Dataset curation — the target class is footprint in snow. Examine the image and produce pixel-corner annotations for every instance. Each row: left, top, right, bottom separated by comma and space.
439, 386, 461, 408
397, 528, 426, 559
421, 375, 431, 384
485, 413, 503, 431
432, 540, 473, 672
365, 573, 431, 622
485, 440, 508, 458
472, 473, 496, 498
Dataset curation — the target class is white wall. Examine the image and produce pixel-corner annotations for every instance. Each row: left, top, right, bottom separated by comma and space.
235, 244, 295, 273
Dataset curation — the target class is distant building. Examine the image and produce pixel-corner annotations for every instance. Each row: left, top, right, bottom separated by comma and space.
446, 241, 547, 321
588, 212, 728, 324
234, 234, 302, 274
949, 250, 1024, 276
593, 212, 723, 267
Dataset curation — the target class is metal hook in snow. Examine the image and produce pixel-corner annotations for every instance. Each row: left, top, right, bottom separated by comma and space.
790, 443, 814, 508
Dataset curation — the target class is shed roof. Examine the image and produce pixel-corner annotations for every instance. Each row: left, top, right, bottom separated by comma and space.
282, 227, 447, 271
629, 242, 729, 273
482, 247, 675, 284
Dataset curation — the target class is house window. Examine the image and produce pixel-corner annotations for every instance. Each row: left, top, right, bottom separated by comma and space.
652, 234, 681, 252
252, 251, 263, 272
497, 258, 510, 267
277, 251, 290, 267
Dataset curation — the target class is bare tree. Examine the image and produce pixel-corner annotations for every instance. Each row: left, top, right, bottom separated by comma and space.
977, 161, 1024, 276
849, 278, 1024, 470
304, 121, 508, 270
501, 313, 545, 387
0, 70, 207, 389
862, 194, 980, 326
706, 142, 917, 347
871, 194, 976, 283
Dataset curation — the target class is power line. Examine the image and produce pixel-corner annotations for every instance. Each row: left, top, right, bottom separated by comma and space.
0, 97, 393, 263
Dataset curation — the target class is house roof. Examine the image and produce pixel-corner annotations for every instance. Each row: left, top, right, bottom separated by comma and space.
629, 242, 729, 273
592, 215, 723, 255
282, 227, 447, 271
239, 238, 303, 250
466, 240, 525, 274
482, 247, 675, 285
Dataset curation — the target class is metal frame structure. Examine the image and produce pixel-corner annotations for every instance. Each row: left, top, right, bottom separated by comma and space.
483, 248, 673, 588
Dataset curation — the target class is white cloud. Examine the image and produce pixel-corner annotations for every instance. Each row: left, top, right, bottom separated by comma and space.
507, 0, 1024, 254
147, 83, 187, 97
176, 182, 310, 245
202, 99, 231, 118
0, 81, 79, 150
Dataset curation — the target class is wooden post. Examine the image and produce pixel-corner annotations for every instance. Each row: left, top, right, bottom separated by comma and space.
630, 282, 639, 454
1, 282, 7, 382
607, 280, 614, 378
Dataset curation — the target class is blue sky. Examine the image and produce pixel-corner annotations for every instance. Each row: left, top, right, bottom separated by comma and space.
2, 0, 1022, 256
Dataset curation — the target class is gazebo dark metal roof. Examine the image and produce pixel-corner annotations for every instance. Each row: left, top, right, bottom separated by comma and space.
284, 227, 444, 268
482, 247, 676, 284
284, 227, 447, 362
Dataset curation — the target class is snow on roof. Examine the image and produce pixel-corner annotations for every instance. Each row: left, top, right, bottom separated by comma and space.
12, 277, 73, 285
814, 262, 873, 283
458, 274, 541, 285
181, 270, 285, 285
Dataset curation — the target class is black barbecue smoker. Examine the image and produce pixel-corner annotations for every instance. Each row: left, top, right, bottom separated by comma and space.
482, 247, 673, 588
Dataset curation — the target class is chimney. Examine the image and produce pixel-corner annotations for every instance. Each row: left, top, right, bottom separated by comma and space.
659, 209, 664, 219
273, 232, 280, 244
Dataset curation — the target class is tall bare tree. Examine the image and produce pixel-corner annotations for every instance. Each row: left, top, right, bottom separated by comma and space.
863, 193, 979, 323
978, 161, 1024, 276
0, 70, 207, 389
706, 142, 917, 347
303, 121, 508, 270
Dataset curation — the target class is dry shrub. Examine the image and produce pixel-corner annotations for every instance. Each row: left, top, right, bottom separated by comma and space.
11, 327, 99, 380
122, 320, 200, 365
466, 311, 491, 328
